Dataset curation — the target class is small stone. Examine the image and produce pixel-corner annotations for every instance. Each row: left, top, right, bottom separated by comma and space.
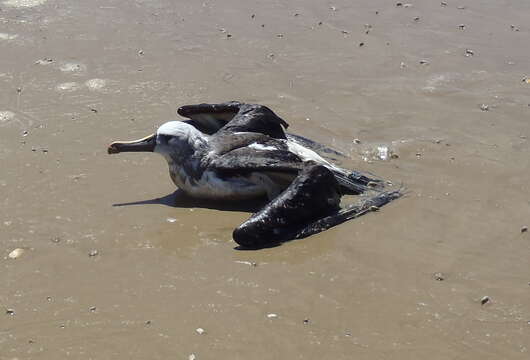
6, 308, 15, 315
419, 59, 429, 65
341, 30, 349, 34
330, 6, 337, 11
521, 226, 528, 233
440, 1, 447, 6
396, 2, 403, 6
400, 61, 406, 68
353, 138, 361, 144
8, 248, 25, 259
88, 249, 99, 257
251, 14, 255, 19
458, 24, 466, 30
138, 50, 144, 55
51, 236, 61, 243
196, 327, 205, 335
16, 87, 22, 93
189, 354, 196, 360
457, 6, 466, 10
390, 153, 399, 159
465, 49, 474, 57
480, 296, 491, 305
267, 313, 278, 319
433, 272, 445, 281
303, 318, 310, 324
413, 16, 420, 21
89, 306, 97, 312
276, 34, 284, 38
359, 42, 364, 47
480, 104, 489, 111
166, 217, 177, 223
90, 108, 98, 113
22, 130, 28, 137
226, 33, 232, 38
145, 320, 152, 325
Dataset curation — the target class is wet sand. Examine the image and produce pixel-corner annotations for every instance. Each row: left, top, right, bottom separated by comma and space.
1, 0, 529, 358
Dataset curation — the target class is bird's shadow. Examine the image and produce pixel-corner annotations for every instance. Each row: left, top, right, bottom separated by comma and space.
112, 189, 266, 213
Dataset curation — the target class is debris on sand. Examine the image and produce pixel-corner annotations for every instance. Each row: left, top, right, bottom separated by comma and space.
8, 248, 25, 259
521, 226, 528, 233
35, 58, 54, 65
6, 308, 15, 315
433, 272, 445, 281
88, 249, 99, 257
480, 104, 489, 111
195, 327, 205, 335
267, 313, 278, 319
480, 296, 491, 305
465, 49, 474, 57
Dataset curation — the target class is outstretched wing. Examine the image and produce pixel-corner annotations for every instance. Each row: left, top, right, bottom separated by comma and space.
177, 101, 242, 134
177, 102, 289, 139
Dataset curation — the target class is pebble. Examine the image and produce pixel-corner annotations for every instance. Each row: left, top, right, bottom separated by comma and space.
465, 49, 474, 57
433, 272, 445, 281
419, 59, 429, 65
303, 318, 310, 324
353, 138, 361, 144
8, 248, 25, 259
6, 308, 15, 315
480, 296, 491, 305
441, 1, 447, 6
521, 226, 528, 233
189, 355, 196, 360
196, 327, 205, 335
89, 306, 97, 312
480, 104, 489, 111
267, 313, 278, 319
166, 217, 177, 223
88, 249, 99, 257
458, 24, 466, 30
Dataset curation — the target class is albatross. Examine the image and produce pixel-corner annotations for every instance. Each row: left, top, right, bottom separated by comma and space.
108, 102, 401, 248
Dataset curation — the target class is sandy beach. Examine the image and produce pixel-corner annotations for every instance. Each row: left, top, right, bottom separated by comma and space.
1, 0, 529, 359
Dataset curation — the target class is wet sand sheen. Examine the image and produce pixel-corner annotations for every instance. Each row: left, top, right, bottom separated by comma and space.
1, 0, 529, 359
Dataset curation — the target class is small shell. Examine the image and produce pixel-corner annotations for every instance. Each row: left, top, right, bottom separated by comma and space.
8, 248, 25, 259
267, 313, 278, 319
195, 327, 205, 335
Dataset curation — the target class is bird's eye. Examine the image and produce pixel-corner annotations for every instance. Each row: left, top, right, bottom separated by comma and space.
158, 134, 171, 144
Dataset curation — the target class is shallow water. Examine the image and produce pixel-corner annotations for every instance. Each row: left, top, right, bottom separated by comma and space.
1, 0, 529, 359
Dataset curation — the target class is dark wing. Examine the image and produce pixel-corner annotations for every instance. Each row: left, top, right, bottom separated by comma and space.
177, 101, 242, 134
209, 145, 303, 176
177, 102, 289, 139
232, 164, 403, 249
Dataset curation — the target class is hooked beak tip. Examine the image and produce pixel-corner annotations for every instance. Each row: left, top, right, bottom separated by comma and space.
107, 143, 120, 154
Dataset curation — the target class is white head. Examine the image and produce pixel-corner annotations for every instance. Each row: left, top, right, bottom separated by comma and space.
154, 121, 207, 160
